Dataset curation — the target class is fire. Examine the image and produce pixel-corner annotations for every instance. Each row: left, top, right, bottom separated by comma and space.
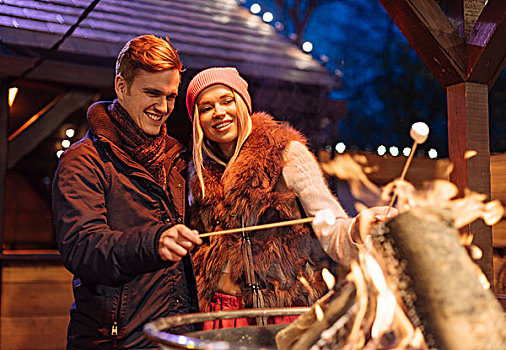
470, 245, 483, 260
483, 200, 504, 226
322, 267, 336, 290
464, 150, 477, 159
315, 303, 325, 322
321, 153, 504, 248
363, 252, 396, 339
321, 153, 382, 207
360, 248, 427, 349
298, 276, 310, 289
279, 152, 505, 350
345, 261, 368, 349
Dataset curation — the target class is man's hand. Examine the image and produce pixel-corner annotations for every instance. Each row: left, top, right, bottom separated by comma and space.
158, 224, 202, 262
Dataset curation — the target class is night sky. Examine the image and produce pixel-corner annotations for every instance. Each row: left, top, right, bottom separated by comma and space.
240, 0, 506, 158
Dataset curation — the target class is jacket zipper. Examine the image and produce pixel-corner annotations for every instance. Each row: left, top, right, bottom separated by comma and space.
111, 321, 118, 336
111, 285, 124, 347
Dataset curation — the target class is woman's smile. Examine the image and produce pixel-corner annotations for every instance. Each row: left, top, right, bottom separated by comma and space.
212, 120, 233, 131
197, 84, 239, 158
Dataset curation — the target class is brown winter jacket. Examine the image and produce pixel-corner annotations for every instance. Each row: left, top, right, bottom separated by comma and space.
52, 102, 199, 349
190, 112, 336, 312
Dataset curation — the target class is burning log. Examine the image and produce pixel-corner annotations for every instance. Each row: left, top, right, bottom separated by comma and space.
276, 206, 506, 350
375, 206, 506, 350
275, 283, 356, 350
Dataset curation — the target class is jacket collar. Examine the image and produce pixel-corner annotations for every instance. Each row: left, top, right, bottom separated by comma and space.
86, 101, 185, 178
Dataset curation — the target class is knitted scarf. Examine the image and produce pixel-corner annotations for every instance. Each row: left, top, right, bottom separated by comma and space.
107, 100, 175, 188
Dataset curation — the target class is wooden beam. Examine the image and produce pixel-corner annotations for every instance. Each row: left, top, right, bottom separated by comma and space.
466, 0, 506, 86
445, 0, 465, 37
0, 54, 114, 90
7, 91, 98, 169
447, 82, 492, 283
0, 80, 9, 318
462, 0, 488, 37
378, 0, 466, 87
0, 82, 8, 247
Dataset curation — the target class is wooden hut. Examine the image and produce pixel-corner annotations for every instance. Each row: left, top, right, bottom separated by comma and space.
0, 0, 344, 348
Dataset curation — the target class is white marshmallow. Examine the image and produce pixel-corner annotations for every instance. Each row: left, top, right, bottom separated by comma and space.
313, 209, 336, 236
410, 122, 429, 144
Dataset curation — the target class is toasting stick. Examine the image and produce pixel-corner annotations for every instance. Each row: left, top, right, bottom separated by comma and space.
386, 122, 429, 216
199, 209, 337, 238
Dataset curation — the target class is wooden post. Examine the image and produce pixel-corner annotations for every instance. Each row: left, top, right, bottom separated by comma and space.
447, 82, 492, 283
0, 80, 9, 317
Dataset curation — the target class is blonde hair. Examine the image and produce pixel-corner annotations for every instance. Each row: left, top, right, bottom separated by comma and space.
192, 90, 252, 197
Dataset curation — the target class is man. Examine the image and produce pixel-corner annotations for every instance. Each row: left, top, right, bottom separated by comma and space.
52, 34, 202, 349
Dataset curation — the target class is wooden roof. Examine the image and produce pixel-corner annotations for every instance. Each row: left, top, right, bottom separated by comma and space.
0, 0, 338, 89
0, 0, 345, 204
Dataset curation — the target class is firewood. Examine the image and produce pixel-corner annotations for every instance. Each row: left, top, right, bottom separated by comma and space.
374, 206, 506, 350
275, 282, 356, 350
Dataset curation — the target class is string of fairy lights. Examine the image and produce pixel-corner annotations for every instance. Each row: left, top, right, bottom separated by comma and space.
8, 0, 438, 160
238, 0, 439, 159
56, 127, 76, 158
334, 142, 438, 159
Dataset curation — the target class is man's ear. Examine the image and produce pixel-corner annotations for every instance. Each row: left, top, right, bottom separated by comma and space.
115, 75, 127, 98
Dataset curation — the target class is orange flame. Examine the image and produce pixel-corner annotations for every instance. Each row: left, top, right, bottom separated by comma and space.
299, 276, 310, 290
321, 153, 382, 207
322, 267, 336, 290
363, 252, 397, 339
315, 303, 324, 322
464, 150, 477, 159
319, 152, 501, 349
345, 259, 368, 348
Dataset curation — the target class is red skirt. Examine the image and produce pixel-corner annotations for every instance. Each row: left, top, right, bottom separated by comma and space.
203, 292, 299, 330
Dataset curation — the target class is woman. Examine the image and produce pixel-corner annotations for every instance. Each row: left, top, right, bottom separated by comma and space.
186, 67, 393, 329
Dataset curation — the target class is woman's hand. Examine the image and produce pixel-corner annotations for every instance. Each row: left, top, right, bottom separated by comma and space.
351, 206, 399, 243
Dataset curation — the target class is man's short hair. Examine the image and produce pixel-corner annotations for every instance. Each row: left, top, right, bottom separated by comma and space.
115, 34, 183, 86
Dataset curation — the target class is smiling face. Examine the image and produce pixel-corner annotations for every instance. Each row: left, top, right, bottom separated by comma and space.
115, 68, 180, 135
197, 84, 239, 158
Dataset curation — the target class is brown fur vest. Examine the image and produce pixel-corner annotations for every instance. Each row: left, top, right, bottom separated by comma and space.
190, 112, 335, 311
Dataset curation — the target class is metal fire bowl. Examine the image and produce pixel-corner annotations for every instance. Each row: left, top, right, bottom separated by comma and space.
144, 307, 309, 350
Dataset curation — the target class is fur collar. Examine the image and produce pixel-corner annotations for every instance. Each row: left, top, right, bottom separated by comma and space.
191, 112, 306, 228
190, 112, 333, 311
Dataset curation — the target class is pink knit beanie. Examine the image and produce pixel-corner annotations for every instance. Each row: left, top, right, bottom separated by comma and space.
186, 67, 252, 121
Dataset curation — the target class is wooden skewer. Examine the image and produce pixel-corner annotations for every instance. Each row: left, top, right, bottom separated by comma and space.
386, 142, 418, 217
386, 122, 429, 217
199, 217, 314, 238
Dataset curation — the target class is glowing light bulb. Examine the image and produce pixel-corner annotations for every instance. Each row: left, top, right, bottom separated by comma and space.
56, 150, 64, 158
262, 12, 273, 22
389, 146, 399, 157
302, 41, 313, 53
403, 147, 411, 157
61, 139, 71, 148
8, 87, 18, 107
428, 148, 438, 159
250, 3, 261, 14
65, 128, 75, 138
377, 145, 386, 156
335, 142, 346, 154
